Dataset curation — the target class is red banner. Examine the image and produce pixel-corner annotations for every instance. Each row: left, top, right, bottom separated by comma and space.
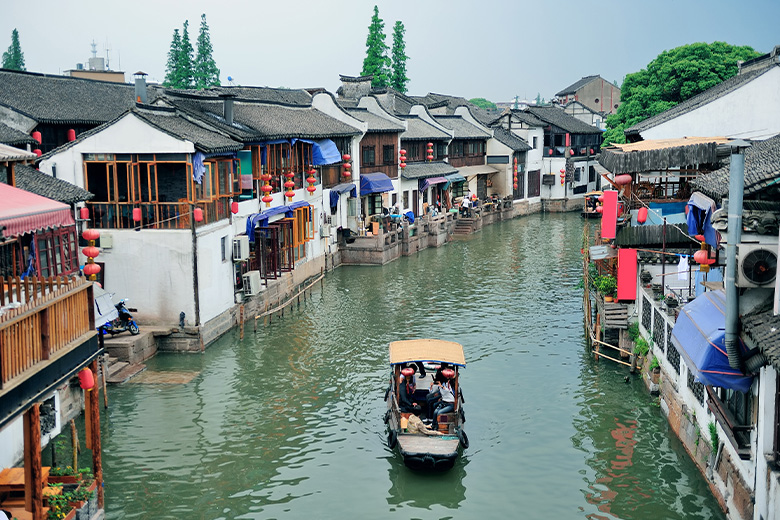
601, 190, 618, 239
617, 248, 638, 301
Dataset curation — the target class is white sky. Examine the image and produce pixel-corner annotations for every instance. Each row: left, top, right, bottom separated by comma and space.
2, 0, 778, 103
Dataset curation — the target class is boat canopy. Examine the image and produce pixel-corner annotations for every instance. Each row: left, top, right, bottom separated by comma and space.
389, 339, 466, 367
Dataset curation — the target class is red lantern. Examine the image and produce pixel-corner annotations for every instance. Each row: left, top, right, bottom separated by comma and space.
400, 162, 406, 169
261, 184, 273, 193
598, 195, 604, 202
569, 148, 575, 155
78, 368, 94, 391
32, 131, 42, 144
427, 142, 433, 148
596, 205, 603, 214
400, 149, 406, 155
306, 185, 316, 193
614, 174, 633, 185
559, 169, 565, 174
427, 154, 434, 160
132, 208, 142, 222
590, 148, 594, 155
82, 228, 100, 241
79, 207, 89, 220
261, 173, 272, 182
193, 208, 203, 222
342, 154, 351, 162
83, 263, 101, 276
33, 149, 42, 157
401, 367, 414, 377
82, 246, 100, 258
285, 190, 295, 200
548, 148, 553, 155
284, 180, 295, 189
67, 129, 76, 142
262, 195, 273, 205
637, 206, 648, 224
694, 234, 705, 242
306, 175, 316, 184
231, 201, 239, 214
513, 183, 518, 189
693, 249, 715, 265
441, 368, 455, 379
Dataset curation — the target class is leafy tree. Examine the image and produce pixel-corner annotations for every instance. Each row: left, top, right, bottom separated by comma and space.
390, 21, 409, 93
602, 41, 760, 145
163, 29, 182, 88
469, 98, 497, 110
178, 20, 195, 89
2, 29, 26, 71
535, 93, 541, 106
361, 5, 390, 88
194, 14, 220, 89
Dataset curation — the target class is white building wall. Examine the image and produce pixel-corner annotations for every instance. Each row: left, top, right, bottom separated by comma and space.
640, 67, 780, 141
508, 126, 543, 203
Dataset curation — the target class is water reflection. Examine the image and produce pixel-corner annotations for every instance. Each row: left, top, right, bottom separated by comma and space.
386, 458, 468, 511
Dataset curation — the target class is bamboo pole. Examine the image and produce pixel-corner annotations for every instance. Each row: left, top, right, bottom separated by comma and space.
70, 419, 79, 470
254, 273, 324, 320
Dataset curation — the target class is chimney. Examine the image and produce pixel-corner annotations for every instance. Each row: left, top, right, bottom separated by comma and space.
220, 93, 236, 125
134, 71, 148, 104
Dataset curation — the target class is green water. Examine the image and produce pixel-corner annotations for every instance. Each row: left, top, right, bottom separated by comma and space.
100, 213, 724, 519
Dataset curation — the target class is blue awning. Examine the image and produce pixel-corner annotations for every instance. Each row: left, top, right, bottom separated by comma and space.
360, 173, 394, 195
443, 172, 467, 190
251, 138, 341, 166
670, 290, 754, 393
245, 202, 310, 241
419, 176, 448, 192
329, 183, 356, 208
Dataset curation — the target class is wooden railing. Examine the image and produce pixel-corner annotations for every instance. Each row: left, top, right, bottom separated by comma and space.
0, 276, 93, 388
86, 199, 230, 230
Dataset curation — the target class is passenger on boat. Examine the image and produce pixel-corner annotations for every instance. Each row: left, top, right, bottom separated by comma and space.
425, 372, 444, 422
431, 376, 455, 431
399, 369, 422, 414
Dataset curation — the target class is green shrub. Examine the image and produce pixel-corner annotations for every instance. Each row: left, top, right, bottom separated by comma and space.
628, 322, 640, 342
708, 421, 719, 452
649, 356, 660, 371
595, 274, 617, 296
634, 337, 649, 357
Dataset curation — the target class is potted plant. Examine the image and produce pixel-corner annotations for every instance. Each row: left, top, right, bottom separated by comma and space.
596, 275, 617, 302
47, 492, 76, 520
48, 466, 81, 485
649, 356, 661, 384
640, 270, 652, 287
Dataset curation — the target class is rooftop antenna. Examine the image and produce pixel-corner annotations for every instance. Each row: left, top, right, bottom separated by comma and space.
106, 44, 111, 70
90, 40, 97, 58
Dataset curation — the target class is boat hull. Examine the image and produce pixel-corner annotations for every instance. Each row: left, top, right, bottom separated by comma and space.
396, 433, 461, 471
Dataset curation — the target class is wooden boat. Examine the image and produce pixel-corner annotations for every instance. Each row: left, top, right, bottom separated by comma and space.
581, 190, 603, 219
384, 339, 468, 470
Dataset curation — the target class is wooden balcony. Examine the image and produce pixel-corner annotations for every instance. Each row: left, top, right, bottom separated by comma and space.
0, 276, 100, 428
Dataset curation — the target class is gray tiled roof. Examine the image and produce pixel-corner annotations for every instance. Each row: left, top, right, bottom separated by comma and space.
169, 97, 361, 141
626, 66, 777, 136
526, 106, 602, 134
410, 92, 500, 125
372, 88, 416, 116
345, 108, 404, 133
336, 98, 359, 109
690, 133, 780, 201
434, 115, 490, 140
492, 128, 531, 152
0, 122, 37, 146
504, 109, 546, 127
14, 164, 93, 203
555, 75, 600, 96
165, 85, 313, 107
0, 69, 139, 124
400, 116, 451, 141
741, 309, 780, 371
400, 161, 457, 180
0, 142, 36, 161
134, 106, 243, 154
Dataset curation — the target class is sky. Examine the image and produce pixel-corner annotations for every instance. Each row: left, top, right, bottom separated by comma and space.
2, 0, 779, 103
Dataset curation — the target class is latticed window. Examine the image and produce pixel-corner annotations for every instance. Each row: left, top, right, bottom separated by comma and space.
642, 296, 652, 331
687, 371, 705, 404
667, 342, 681, 374
653, 309, 665, 351
666, 322, 673, 356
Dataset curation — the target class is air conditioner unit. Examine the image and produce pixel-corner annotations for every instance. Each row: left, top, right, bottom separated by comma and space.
319, 224, 331, 238
233, 235, 250, 262
242, 270, 262, 296
737, 243, 778, 288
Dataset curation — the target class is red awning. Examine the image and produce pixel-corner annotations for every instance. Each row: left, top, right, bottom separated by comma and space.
0, 183, 75, 238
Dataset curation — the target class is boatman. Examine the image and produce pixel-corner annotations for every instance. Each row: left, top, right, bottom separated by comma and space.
399, 368, 422, 414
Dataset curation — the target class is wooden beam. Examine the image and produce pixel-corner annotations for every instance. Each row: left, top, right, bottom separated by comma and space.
23, 404, 44, 520
89, 359, 104, 509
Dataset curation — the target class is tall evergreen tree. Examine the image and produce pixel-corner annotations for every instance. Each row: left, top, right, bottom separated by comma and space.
163, 28, 182, 88
361, 6, 390, 88
178, 20, 195, 89
194, 14, 220, 89
2, 29, 26, 71
390, 21, 409, 94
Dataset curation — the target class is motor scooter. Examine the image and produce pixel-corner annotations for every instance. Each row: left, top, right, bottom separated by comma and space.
98, 299, 139, 336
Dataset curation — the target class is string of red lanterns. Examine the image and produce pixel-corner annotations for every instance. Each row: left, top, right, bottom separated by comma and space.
399, 149, 406, 170
283, 169, 295, 202
260, 171, 273, 207
81, 224, 101, 280
513, 157, 518, 190
426, 143, 434, 162
306, 167, 317, 195
342, 154, 352, 179
559, 168, 566, 185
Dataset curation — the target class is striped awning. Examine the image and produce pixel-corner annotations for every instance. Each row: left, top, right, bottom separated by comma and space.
0, 183, 74, 238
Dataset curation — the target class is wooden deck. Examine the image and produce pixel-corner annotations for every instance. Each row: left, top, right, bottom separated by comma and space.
397, 434, 459, 455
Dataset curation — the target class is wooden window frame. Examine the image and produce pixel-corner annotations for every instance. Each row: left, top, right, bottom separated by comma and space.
362, 145, 376, 167
35, 226, 78, 278
382, 144, 395, 165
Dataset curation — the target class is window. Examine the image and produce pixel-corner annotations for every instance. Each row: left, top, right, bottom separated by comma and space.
451, 182, 466, 199
589, 166, 596, 183
367, 193, 383, 215
383, 145, 395, 165
362, 146, 376, 166
436, 143, 447, 159
221, 236, 227, 262
514, 172, 525, 200
527, 169, 541, 197
532, 136, 538, 149
402, 191, 409, 210
35, 226, 78, 278
450, 141, 464, 157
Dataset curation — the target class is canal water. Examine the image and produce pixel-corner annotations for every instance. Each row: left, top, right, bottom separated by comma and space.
100, 213, 725, 519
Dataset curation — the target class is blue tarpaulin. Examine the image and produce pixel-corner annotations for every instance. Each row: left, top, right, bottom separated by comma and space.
252, 138, 341, 166
329, 183, 356, 208
670, 289, 754, 393
245, 202, 310, 241
443, 172, 466, 190
360, 173, 394, 195
419, 176, 448, 192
